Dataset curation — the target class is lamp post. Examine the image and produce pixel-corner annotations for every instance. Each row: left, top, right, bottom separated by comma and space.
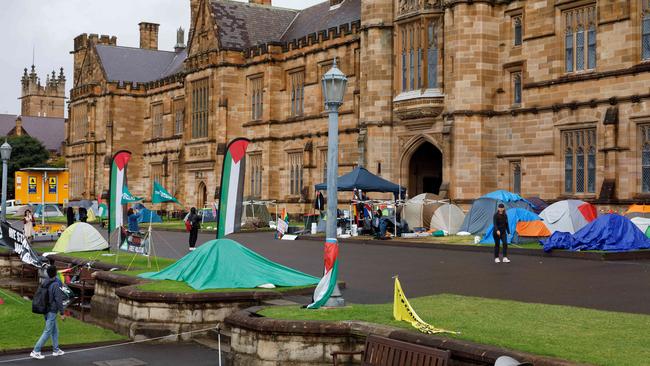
0, 140, 12, 221
321, 59, 347, 307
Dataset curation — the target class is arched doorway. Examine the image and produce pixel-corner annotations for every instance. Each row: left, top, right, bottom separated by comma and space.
408, 142, 443, 196
197, 182, 207, 208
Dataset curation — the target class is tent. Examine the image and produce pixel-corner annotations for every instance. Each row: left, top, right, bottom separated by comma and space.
630, 217, 650, 238
33, 204, 63, 218
538, 200, 596, 234
625, 204, 650, 219
139, 238, 320, 290
459, 191, 534, 234
516, 221, 551, 239
526, 196, 549, 214
481, 208, 542, 244
52, 223, 109, 253
541, 214, 650, 252
402, 193, 465, 234
242, 201, 272, 225
314, 166, 406, 197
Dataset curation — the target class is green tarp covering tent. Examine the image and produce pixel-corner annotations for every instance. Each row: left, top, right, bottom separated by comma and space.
139, 239, 319, 290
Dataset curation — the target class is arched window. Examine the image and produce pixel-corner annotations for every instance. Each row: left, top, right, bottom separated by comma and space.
513, 73, 522, 105
565, 14, 574, 72
427, 23, 438, 88
513, 16, 522, 46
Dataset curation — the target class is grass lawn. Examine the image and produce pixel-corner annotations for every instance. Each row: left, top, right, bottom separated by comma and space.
0, 289, 125, 352
45, 250, 177, 272
259, 294, 650, 366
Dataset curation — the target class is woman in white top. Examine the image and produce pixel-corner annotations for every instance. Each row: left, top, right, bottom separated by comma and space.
23, 210, 35, 242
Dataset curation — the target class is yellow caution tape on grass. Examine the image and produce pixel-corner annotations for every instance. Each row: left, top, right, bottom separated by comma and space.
393, 277, 459, 335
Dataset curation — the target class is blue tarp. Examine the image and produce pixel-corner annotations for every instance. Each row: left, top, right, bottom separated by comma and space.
481, 208, 541, 244
315, 166, 406, 196
541, 214, 650, 252
459, 197, 534, 235
131, 204, 162, 223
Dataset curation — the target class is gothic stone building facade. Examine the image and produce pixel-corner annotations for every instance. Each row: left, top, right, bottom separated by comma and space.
66, 0, 650, 211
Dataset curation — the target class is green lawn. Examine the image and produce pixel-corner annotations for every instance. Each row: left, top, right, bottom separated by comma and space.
51, 250, 177, 272
0, 289, 125, 351
259, 294, 650, 366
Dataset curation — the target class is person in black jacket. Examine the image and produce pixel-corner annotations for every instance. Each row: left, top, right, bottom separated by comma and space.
66, 207, 75, 227
187, 207, 201, 251
31, 266, 66, 359
493, 203, 510, 263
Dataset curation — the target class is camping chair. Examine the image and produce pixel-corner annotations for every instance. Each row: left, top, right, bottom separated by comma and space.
68, 267, 95, 321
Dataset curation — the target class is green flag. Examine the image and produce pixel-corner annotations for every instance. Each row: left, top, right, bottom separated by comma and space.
152, 181, 179, 204
121, 185, 143, 204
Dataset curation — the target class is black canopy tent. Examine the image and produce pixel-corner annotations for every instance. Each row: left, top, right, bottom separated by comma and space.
314, 166, 406, 198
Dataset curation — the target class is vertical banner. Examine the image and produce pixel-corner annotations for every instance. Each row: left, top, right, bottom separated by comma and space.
48, 176, 57, 194
109, 151, 132, 236
28, 176, 37, 194
307, 238, 339, 309
216, 138, 250, 239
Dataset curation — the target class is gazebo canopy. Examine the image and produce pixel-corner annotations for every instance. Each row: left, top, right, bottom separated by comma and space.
315, 166, 406, 195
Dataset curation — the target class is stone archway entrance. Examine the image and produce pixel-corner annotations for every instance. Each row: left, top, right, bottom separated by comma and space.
408, 142, 443, 196
197, 182, 207, 208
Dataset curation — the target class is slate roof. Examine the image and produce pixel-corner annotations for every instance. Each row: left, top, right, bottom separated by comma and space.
95, 45, 187, 83
0, 114, 65, 152
209, 0, 361, 50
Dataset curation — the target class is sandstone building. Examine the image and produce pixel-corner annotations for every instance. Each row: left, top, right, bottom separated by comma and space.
66, 0, 650, 211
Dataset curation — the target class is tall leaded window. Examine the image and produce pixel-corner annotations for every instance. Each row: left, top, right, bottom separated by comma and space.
288, 152, 303, 196
173, 99, 184, 136
250, 76, 263, 121
512, 72, 522, 105
513, 16, 522, 46
565, 7, 596, 73
409, 27, 415, 90
640, 125, 650, 192
71, 104, 88, 142
417, 46, 422, 89
249, 154, 262, 198
511, 161, 522, 194
152, 103, 163, 139
191, 78, 209, 139
427, 23, 438, 89
564, 129, 597, 194
170, 161, 178, 195
289, 71, 304, 117
641, 0, 650, 60
151, 164, 163, 194
402, 29, 407, 92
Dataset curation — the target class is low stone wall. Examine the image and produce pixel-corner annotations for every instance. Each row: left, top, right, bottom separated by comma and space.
225, 307, 584, 366
0, 251, 19, 276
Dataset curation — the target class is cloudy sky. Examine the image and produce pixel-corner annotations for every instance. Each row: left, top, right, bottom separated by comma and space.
0, 0, 322, 116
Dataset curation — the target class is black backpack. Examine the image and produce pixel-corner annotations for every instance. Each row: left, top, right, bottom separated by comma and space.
32, 283, 49, 314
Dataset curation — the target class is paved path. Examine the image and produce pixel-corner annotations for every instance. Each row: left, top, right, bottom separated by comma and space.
0, 342, 226, 365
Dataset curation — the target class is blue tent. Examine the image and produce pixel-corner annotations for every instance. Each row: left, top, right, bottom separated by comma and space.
481, 208, 541, 244
481, 190, 535, 208
541, 214, 650, 252
315, 166, 406, 197
459, 190, 535, 234
132, 204, 162, 223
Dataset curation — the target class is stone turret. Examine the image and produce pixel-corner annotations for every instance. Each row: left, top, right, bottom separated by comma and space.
19, 65, 66, 118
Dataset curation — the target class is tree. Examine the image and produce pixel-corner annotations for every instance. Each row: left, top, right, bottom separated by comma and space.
0, 135, 50, 198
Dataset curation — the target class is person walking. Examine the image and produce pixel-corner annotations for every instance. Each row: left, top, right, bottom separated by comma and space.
127, 208, 141, 234
493, 203, 510, 263
23, 210, 35, 243
187, 207, 201, 251
31, 266, 66, 360
66, 207, 75, 227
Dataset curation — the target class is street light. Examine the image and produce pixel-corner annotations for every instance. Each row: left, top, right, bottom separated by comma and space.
321, 59, 347, 307
1, 140, 12, 221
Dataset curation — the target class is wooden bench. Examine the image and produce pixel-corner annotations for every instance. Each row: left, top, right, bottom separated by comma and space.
67, 267, 95, 321
332, 334, 451, 366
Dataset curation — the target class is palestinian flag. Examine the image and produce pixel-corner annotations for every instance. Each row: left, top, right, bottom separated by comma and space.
109, 151, 131, 234
307, 238, 339, 309
217, 138, 250, 239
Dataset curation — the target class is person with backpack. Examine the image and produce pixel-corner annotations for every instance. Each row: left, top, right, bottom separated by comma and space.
31, 266, 66, 360
186, 207, 201, 251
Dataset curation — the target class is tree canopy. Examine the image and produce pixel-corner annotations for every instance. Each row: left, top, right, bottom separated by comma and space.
0, 135, 50, 198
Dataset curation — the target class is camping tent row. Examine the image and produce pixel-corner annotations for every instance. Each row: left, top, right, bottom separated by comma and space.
402, 193, 465, 234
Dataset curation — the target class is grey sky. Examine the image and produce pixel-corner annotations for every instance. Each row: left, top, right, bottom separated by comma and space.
0, 0, 322, 116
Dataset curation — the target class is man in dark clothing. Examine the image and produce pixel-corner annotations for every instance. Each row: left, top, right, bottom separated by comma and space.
187, 207, 201, 251
65, 207, 75, 227
493, 203, 510, 263
31, 266, 66, 359
78, 207, 88, 223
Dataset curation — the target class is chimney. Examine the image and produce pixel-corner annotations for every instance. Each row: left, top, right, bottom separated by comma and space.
15, 117, 23, 136
139, 22, 159, 50
175, 27, 186, 52
249, 0, 272, 5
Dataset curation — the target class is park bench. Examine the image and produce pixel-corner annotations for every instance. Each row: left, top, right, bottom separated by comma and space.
332, 334, 451, 366
67, 267, 95, 320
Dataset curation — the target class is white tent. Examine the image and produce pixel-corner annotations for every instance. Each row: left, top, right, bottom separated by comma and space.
429, 203, 465, 235
52, 223, 109, 253
631, 216, 650, 234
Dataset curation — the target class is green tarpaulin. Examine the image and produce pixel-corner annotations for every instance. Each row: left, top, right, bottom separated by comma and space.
139, 239, 320, 290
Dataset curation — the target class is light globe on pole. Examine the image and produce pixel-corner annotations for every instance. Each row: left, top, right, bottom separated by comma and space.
322, 59, 348, 109
0, 140, 11, 221
1, 140, 12, 161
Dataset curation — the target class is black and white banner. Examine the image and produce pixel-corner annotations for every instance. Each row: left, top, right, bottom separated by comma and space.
0, 220, 43, 267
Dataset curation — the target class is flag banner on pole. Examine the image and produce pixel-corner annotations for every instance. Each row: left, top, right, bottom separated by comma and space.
121, 185, 143, 204
109, 151, 131, 234
217, 138, 250, 239
393, 277, 458, 335
307, 238, 339, 309
276, 208, 289, 239
0, 221, 42, 267
152, 181, 179, 204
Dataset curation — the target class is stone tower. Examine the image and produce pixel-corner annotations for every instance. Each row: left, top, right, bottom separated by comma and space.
19, 65, 66, 118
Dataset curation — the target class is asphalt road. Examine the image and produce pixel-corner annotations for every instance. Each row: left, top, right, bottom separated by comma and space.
93, 228, 650, 315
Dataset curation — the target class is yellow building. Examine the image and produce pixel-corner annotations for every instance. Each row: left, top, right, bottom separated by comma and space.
15, 168, 69, 205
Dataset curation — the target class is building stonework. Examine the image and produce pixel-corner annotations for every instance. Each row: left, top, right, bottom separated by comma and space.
66, 0, 650, 211
20, 65, 66, 118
